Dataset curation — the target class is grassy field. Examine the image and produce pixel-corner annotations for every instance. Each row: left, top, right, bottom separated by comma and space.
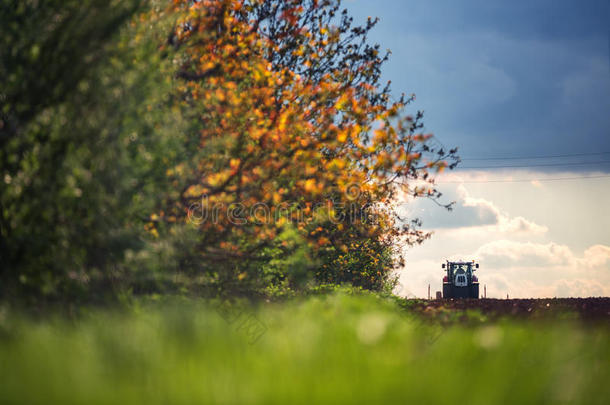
1, 292, 608, 404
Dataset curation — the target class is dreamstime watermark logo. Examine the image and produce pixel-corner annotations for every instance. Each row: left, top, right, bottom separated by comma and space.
186, 184, 382, 227
213, 299, 267, 344
394, 280, 446, 346
345, 183, 361, 201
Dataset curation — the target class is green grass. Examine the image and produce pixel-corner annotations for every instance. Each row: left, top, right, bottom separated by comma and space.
1, 293, 608, 404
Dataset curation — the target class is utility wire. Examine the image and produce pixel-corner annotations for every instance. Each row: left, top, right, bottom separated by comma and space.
461, 151, 610, 161
437, 174, 610, 184
458, 160, 610, 169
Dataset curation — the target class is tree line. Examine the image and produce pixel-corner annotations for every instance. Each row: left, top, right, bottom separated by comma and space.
0, 0, 458, 306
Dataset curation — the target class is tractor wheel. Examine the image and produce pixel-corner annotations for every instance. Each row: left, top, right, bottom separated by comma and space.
443, 284, 452, 299
471, 284, 480, 299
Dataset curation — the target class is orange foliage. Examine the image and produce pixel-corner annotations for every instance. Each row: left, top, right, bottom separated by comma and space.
148, 0, 457, 276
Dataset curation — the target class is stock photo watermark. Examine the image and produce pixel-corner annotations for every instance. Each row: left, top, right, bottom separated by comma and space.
213, 299, 267, 344
186, 186, 384, 227
394, 281, 446, 346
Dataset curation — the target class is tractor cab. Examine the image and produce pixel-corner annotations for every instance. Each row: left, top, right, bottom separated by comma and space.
442, 260, 480, 299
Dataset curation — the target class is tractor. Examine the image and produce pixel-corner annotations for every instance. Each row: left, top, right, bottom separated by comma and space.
442, 260, 479, 299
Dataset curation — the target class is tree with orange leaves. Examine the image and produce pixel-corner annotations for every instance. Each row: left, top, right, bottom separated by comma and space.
144, 0, 458, 295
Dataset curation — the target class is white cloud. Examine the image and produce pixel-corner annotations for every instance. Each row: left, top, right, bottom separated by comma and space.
411, 183, 547, 234
395, 229, 610, 299
475, 240, 575, 268
484, 277, 609, 299
460, 185, 547, 234
582, 245, 610, 268
470, 241, 609, 297
396, 247, 610, 298
394, 170, 609, 299
475, 240, 610, 271
550, 279, 608, 298
498, 215, 548, 234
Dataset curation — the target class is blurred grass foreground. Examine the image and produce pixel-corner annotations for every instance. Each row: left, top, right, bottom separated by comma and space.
1, 293, 608, 405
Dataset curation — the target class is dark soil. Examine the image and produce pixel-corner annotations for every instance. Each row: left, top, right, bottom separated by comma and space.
407, 298, 610, 322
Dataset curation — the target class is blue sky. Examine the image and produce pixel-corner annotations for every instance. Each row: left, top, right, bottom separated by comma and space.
348, 0, 610, 162
344, 0, 610, 297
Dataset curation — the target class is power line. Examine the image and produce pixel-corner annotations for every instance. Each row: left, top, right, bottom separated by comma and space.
458, 160, 610, 169
461, 151, 610, 161
438, 174, 610, 184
